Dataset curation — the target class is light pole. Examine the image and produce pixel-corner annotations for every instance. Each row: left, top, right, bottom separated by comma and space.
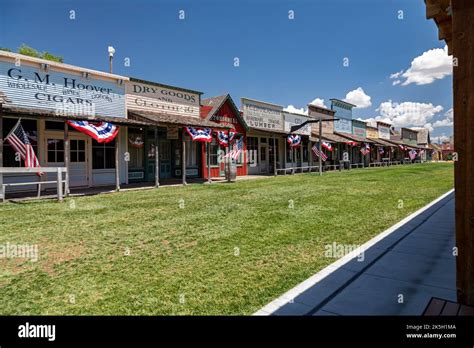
108, 46, 115, 73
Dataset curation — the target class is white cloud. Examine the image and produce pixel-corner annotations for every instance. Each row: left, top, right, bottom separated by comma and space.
390, 46, 452, 86
284, 104, 308, 115
309, 98, 326, 108
371, 100, 443, 127
343, 87, 372, 108
392, 80, 401, 86
433, 108, 453, 127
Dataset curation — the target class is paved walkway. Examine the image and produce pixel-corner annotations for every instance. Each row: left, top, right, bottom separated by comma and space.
255, 190, 456, 315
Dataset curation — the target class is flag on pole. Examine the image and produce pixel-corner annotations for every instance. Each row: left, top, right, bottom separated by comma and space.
67, 120, 119, 143
312, 143, 327, 161
224, 137, 243, 160
409, 149, 418, 160
5, 119, 42, 171
322, 141, 333, 152
360, 143, 370, 155
185, 127, 212, 142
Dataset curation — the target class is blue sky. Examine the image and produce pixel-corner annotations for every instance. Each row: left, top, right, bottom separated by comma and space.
0, 0, 452, 141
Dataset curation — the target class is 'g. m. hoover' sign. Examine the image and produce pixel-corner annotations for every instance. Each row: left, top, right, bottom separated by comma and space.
0, 61, 126, 117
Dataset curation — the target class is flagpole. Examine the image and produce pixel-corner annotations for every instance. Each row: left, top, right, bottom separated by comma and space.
64, 121, 70, 196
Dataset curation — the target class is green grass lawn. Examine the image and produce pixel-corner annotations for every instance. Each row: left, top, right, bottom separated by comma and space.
0, 163, 454, 315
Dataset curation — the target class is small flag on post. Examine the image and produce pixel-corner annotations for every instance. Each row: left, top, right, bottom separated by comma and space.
312, 143, 327, 162
378, 147, 385, 155
409, 149, 418, 160
5, 119, 42, 173
360, 143, 370, 155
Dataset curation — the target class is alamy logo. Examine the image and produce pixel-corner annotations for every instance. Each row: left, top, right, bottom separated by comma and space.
18, 322, 56, 341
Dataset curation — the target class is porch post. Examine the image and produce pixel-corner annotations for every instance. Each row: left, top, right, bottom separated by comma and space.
206, 142, 211, 183
154, 127, 160, 187
309, 138, 313, 170
182, 127, 187, 185
227, 137, 232, 183
299, 139, 303, 172
453, 0, 474, 305
115, 130, 120, 191
64, 121, 70, 196
273, 134, 277, 176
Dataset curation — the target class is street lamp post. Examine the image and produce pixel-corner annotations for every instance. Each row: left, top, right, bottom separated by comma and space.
108, 46, 115, 73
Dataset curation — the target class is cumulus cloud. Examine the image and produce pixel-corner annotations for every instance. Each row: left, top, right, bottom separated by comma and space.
390, 46, 453, 86
343, 87, 372, 108
433, 108, 453, 127
368, 100, 444, 127
392, 80, 401, 86
309, 98, 326, 108
284, 104, 308, 115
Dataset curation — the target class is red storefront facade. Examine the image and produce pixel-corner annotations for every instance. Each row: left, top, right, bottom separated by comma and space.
200, 94, 248, 179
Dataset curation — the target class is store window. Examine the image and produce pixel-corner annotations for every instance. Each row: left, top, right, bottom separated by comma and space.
209, 138, 219, 166
47, 139, 64, 163
2, 118, 38, 167
247, 137, 258, 164
128, 128, 144, 169
185, 139, 198, 166
302, 138, 309, 162
92, 139, 115, 169
269, 138, 279, 163
70, 139, 86, 162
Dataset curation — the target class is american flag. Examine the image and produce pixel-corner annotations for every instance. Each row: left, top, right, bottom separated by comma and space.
360, 143, 370, 155
225, 137, 243, 160
5, 119, 41, 169
312, 143, 327, 161
378, 147, 385, 155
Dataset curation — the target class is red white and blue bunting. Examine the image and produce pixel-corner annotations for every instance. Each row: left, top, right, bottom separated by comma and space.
216, 129, 236, 147
128, 135, 144, 148
185, 127, 212, 142
409, 149, 418, 160
67, 120, 119, 143
322, 141, 333, 152
360, 142, 371, 155
287, 135, 302, 148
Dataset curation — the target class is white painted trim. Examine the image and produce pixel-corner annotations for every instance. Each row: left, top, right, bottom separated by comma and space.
253, 188, 455, 316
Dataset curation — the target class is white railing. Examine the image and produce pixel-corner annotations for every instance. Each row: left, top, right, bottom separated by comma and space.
0, 167, 67, 202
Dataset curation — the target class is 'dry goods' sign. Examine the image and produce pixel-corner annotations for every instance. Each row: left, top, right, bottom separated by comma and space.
126, 80, 200, 118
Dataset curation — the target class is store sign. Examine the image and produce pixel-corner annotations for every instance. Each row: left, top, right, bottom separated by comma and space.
126, 81, 200, 118
167, 126, 179, 140
334, 118, 352, 134
283, 112, 311, 135
353, 124, 366, 138
378, 125, 390, 139
241, 98, 283, 131
0, 61, 126, 117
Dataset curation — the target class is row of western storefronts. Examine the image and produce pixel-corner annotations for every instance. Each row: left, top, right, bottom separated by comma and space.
0, 51, 436, 196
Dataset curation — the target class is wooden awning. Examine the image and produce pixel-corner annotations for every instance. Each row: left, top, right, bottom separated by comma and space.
425, 0, 453, 54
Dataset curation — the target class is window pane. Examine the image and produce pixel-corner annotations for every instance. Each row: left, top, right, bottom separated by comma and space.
48, 151, 56, 162
71, 140, 78, 151
71, 151, 78, 162
57, 151, 64, 163
78, 140, 85, 151
78, 151, 85, 162
92, 147, 104, 169
105, 147, 115, 169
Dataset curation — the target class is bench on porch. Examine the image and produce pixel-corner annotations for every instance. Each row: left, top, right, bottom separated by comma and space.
0, 167, 68, 202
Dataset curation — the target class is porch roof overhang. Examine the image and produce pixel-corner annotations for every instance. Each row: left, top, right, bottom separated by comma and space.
334, 132, 375, 144
311, 132, 351, 143
0, 105, 151, 127
128, 110, 230, 130
367, 137, 396, 147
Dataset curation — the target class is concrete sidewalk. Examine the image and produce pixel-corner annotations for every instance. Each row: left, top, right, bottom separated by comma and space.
255, 190, 456, 316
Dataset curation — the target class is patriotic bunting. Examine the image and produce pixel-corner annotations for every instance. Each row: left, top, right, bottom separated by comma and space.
409, 149, 418, 160
185, 127, 212, 142
378, 147, 385, 155
216, 129, 236, 147
398, 144, 407, 151
312, 143, 327, 162
322, 141, 333, 152
287, 135, 302, 148
67, 120, 119, 143
128, 135, 144, 148
345, 141, 359, 147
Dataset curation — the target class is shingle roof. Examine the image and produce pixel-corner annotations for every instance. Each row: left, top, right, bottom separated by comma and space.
129, 110, 229, 129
